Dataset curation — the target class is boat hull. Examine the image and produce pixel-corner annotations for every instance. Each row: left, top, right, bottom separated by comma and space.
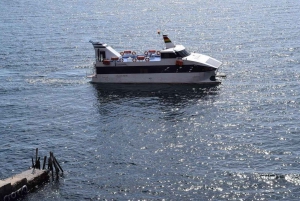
90, 71, 220, 84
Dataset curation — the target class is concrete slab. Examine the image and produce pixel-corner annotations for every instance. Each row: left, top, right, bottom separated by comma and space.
0, 169, 49, 201
9, 169, 49, 189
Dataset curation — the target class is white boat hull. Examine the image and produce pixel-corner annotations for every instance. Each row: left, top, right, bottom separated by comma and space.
91, 71, 219, 84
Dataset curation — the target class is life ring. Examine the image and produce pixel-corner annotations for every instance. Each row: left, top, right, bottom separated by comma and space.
132, 51, 136, 55
111, 57, 119, 61
4, 195, 10, 201
145, 58, 150, 62
156, 51, 161, 56
22, 185, 28, 195
133, 58, 137, 62
119, 58, 124, 62
11, 192, 16, 199
144, 51, 148, 56
120, 52, 124, 56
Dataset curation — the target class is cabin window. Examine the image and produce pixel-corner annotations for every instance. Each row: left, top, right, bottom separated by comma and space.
97, 50, 106, 62
176, 49, 190, 57
161, 52, 177, 58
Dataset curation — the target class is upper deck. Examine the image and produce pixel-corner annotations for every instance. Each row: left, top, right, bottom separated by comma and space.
121, 53, 161, 62
90, 34, 221, 69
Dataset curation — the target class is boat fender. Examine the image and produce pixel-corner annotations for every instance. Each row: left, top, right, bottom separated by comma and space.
144, 51, 148, 56
133, 58, 137, 62
145, 58, 150, 62
4, 195, 10, 201
132, 51, 136, 55
22, 185, 28, 195
11, 191, 17, 199
157, 51, 161, 55
120, 52, 124, 56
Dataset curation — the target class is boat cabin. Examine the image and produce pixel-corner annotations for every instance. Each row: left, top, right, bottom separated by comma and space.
89, 41, 121, 63
160, 45, 190, 59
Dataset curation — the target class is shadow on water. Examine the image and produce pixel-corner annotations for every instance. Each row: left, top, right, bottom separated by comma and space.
91, 83, 221, 104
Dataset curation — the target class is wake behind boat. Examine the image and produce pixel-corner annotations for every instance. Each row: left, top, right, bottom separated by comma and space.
89, 33, 222, 84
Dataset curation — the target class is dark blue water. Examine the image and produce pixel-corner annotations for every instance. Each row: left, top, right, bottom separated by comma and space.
1, 0, 300, 200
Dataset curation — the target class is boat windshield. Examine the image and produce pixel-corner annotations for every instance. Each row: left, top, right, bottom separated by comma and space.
176, 49, 190, 57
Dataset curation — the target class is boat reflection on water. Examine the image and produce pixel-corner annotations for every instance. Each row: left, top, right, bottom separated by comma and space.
92, 83, 221, 105
91, 83, 222, 132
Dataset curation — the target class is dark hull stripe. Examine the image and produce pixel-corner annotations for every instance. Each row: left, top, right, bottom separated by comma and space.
96, 65, 215, 74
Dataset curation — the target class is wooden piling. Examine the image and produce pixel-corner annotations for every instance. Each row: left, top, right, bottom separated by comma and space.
36, 157, 41, 169
48, 155, 54, 181
51, 153, 59, 178
35, 148, 38, 167
53, 156, 64, 173
31, 157, 34, 168
42, 156, 47, 170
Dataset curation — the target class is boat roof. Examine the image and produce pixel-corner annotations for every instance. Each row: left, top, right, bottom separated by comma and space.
161, 45, 185, 53
106, 46, 122, 57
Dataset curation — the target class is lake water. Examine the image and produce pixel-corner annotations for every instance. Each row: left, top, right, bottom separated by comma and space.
0, 0, 300, 200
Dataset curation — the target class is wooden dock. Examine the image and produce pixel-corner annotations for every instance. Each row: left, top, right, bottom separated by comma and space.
0, 149, 63, 201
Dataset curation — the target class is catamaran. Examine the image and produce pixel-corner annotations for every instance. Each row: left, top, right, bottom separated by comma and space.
89, 33, 222, 84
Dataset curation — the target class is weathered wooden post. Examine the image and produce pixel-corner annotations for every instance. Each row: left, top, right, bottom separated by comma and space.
51, 153, 59, 179
31, 157, 34, 168
48, 153, 54, 181
53, 156, 64, 173
36, 157, 40, 169
35, 148, 38, 167
42, 156, 47, 170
